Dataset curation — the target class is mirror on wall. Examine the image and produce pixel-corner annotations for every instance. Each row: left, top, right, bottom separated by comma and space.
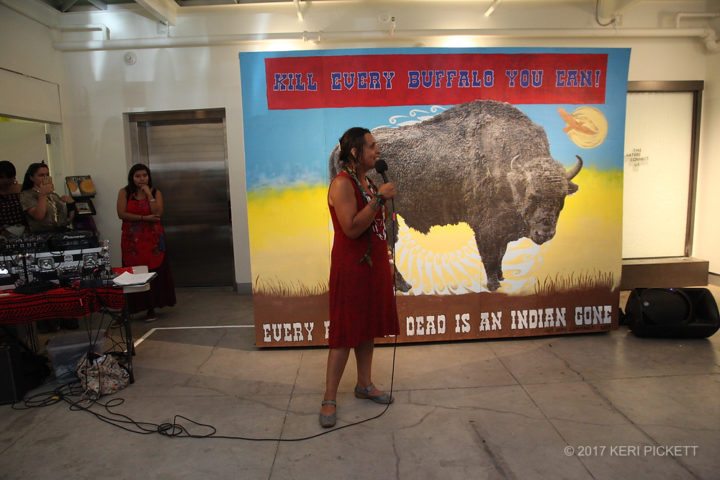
0, 116, 63, 187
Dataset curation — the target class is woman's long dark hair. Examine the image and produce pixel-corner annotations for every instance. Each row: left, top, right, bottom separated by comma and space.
124, 163, 153, 198
337, 127, 370, 171
21, 162, 49, 191
0, 160, 16, 180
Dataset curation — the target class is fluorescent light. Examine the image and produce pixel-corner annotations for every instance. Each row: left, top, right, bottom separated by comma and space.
484, 0, 502, 18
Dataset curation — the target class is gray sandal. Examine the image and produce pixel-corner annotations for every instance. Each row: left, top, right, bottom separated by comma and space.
319, 400, 336, 428
354, 383, 393, 404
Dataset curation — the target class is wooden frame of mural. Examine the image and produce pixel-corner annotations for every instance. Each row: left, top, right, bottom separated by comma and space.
240, 47, 630, 347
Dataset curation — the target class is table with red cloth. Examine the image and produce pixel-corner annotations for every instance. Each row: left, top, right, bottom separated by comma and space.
0, 287, 125, 325
0, 286, 134, 383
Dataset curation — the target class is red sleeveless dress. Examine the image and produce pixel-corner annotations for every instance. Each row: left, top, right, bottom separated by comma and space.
121, 193, 165, 269
328, 171, 399, 348
121, 192, 176, 314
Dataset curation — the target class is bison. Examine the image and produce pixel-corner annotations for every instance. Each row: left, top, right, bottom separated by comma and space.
330, 100, 582, 292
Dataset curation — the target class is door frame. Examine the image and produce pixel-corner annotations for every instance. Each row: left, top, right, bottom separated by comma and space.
123, 108, 235, 287
626, 80, 703, 258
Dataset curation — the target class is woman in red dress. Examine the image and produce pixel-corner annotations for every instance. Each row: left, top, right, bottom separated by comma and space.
117, 163, 176, 322
320, 127, 399, 428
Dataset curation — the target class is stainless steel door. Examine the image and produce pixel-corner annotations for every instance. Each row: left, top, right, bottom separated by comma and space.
128, 109, 234, 287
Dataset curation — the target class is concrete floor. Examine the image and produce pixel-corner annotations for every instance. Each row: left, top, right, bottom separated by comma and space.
1, 286, 719, 480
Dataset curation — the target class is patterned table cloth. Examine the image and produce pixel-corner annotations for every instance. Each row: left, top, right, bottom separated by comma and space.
0, 287, 125, 324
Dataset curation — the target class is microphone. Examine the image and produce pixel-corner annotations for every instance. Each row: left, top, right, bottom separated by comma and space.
374, 159, 389, 183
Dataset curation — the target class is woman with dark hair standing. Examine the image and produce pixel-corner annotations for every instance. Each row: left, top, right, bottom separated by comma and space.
320, 127, 399, 428
117, 163, 176, 322
0, 160, 26, 237
19, 162, 75, 233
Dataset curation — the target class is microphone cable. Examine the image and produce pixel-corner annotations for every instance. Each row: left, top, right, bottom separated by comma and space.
13, 286, 400, 442
11, 192, 401, 443
146, 193, 403, 440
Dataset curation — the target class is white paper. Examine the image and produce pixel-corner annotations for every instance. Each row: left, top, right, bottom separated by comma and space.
112, 271, 156, 286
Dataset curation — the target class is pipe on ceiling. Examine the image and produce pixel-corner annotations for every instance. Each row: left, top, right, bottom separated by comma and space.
51, 27, 720, 52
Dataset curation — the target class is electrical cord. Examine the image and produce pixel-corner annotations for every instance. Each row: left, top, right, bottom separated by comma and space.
12, 380, 394, 441
157, 195, 402, 441
12, 338, 399, 441
595, 0, 616, 27
11, 200, 401, 442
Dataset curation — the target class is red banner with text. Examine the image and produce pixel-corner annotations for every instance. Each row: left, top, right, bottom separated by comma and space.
265, 53, 607, 109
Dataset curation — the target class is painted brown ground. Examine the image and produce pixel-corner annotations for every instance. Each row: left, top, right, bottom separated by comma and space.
253, 287, 619, 347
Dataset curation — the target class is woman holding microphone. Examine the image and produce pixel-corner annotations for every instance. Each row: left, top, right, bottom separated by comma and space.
320, 127, 399, 428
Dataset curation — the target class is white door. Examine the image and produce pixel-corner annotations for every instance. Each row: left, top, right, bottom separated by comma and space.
623, 92, 694, 258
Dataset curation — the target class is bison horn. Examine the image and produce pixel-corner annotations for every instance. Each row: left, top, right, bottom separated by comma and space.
566, 155, 583, 180
510, 154, 520, 170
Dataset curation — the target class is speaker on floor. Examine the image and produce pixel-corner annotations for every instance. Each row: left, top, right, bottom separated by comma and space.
0, 341, 50, 405
625, 287, 720, 339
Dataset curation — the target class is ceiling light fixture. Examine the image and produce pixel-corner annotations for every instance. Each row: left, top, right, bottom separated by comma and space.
294, 0, 304, 22
484, 0, 502, 18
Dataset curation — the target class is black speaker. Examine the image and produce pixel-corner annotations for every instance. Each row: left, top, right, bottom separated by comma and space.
0, 342, 50, 405
625, 288, 720, 338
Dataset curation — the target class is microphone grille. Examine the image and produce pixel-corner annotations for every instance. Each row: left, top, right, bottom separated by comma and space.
374, 159, 388, 173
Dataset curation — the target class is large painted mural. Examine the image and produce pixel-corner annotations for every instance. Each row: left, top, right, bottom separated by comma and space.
239, 47, 630, 347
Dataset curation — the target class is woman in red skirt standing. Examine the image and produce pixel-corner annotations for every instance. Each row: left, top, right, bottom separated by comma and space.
320, 127, 399, 428
117, 163, 176, 322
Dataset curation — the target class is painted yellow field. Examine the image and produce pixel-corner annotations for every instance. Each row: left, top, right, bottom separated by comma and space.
247, 187, 332, 293
247, 167, 622, 295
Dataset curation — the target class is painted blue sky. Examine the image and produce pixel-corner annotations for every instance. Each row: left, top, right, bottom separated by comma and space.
240, 47, 630, 190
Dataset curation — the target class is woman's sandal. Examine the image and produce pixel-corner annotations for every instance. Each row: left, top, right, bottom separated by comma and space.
319, 400, 336, 428
354, 383, 393, 404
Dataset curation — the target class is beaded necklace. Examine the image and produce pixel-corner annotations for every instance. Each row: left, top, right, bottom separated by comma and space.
342, 166, 385, 267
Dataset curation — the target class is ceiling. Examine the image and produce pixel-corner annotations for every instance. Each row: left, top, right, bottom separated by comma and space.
19, 0, 720, 54
39, 0, 318, 12
31, 1, 690, 19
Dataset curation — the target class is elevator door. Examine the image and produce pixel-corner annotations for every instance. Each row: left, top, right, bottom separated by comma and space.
129, 110, 234, 287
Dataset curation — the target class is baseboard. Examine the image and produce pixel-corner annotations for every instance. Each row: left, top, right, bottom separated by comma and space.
235, 282, 252, 295
621, 257, 709, 290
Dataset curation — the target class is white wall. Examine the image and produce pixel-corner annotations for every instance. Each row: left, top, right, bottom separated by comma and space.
1, 0, 719, 284
0, 4, 67, 180
695, 53, 720, 274
60, 45, 250, 283
0, 5, 61, 82
0, 121, 48, 183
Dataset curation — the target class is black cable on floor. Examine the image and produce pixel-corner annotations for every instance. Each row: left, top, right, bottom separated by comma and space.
11, 344, 397, 442
12, 317, 398, 441
11, 200, 401, 442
